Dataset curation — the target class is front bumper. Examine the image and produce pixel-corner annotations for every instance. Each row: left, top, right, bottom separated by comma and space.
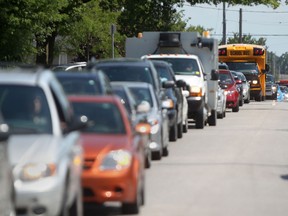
15, 175, 64, 216
82, 165, 137, 203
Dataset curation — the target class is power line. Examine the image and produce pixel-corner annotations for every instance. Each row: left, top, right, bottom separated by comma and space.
212, 33, 288, 37
184, 4, 288, 14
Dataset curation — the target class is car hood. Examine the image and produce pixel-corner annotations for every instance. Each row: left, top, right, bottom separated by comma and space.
8, 135, 62, 166
175, 75, 203, 87
80, 134, 130, 158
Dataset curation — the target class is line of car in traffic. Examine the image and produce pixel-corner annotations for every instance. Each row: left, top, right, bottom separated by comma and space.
1, 58, 285, 216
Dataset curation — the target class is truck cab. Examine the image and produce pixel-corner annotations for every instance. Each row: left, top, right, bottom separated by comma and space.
126, 31, 219, 129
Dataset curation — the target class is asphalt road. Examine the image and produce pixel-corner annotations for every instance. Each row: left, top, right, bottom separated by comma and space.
85, 100, 288, 216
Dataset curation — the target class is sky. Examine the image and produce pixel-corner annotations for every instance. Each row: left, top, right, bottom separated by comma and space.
181, 2, 288, 56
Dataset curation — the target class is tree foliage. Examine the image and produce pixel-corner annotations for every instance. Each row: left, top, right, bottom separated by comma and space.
226, 33, 267, 46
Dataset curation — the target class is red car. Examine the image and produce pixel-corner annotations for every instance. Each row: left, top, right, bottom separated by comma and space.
218, 69, 240, 112
68, 95, 151, 214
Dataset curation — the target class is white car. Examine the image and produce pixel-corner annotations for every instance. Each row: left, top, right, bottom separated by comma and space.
217, 84, 226, 119
0, 67, 85, 216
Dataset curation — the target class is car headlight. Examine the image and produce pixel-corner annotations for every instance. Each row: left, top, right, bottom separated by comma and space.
189, 86, 202, 97
100, 150, 132, 171
148, 119, 160, 134
162, 99, 174, 109
272, 86, 277, 91
19, 163, 56, 181
226, 90, 235, 95
252, 80, 258, 84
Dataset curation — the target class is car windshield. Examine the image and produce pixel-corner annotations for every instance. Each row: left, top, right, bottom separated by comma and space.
97, 65, 155, 87
266, 75, 275, 83
0, 85, 52, 134
129, 87, 154, 108
225, 62, 259, 74
219, 73, 233, 84
57, 77, 101, 95
149, 58, 200, 76
72, 101, 126, 134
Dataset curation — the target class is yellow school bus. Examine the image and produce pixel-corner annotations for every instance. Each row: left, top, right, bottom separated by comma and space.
218, 44, 269, 101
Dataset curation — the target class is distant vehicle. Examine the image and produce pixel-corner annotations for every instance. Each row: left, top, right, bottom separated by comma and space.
0, 122, 15, 216
218, 69, 240, 112
69, 95, 150, 215
217, 84, 226, 119
124, 81, 170, 161
55, 71, 113, 96
219, 44, 269, 101
265, 74, 277, 100
231, 71, 244, 106
235, 71, 251, 103
151, 60, 187, 138
0, 67, 85, 216
52, 62, 87, 72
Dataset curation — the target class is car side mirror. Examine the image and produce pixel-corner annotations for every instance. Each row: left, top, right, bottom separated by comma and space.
162, 80, 175, 88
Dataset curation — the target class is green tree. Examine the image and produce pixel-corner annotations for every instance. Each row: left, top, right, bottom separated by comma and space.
226, 33, 267, 47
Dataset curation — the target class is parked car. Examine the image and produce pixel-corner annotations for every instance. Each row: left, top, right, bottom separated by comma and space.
0, 121, 15, 216
217, 84, 226, 119
0, 67, 85, 216
52, 62, 87, 72
69, 95, 150, 215
219, 69, 240, 112
86, 58, 178, 140
111, 82, 152, 168
55, 71, 113, 96
151, 60, 188, 136
124, 81, 170, 160
231, 71, 244, 106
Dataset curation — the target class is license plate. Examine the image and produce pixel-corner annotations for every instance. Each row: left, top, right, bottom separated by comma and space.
230, 50, 250, 55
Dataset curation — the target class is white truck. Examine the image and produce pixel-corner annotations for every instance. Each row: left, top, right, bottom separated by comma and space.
125, 31, 219, 129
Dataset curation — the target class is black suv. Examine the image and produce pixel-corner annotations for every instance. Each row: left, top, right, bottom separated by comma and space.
151, 60, 187, 140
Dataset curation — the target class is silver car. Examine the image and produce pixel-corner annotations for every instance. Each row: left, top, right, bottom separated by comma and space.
0, 67, 84, 216
0, 122, 15, 216
124, 82, 170, 160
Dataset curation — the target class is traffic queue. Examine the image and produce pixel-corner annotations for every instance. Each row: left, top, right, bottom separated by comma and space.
0, 32, 283, 216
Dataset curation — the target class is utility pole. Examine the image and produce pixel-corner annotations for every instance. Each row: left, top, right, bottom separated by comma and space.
110, 24, 116, 58
239, 8, 242, 43
222, 2, 226, 45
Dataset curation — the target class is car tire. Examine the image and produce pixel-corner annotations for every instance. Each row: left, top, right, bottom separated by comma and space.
195, 103, 205, 129
239, 95, 244, 106
122, 182, 143, 214
145, 150, 152, 169
208, 109, 217, 126
169, 123, 178, 142
177, 122, 183, 138
183, 118, 188, 133
162, 146, 169, 157
232, 102, 239, 112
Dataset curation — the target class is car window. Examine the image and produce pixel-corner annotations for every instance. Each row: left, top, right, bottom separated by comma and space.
71, 101, 125, 134
0, 85, 52, 134
219, 73, 233, 84
149, 58, 200, 76
97, 65, 154, 86
154, 65, 173, 82
129, 87, 154, 108
57, 77, 101, 95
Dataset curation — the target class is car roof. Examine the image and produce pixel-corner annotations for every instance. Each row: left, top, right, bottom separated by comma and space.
0, 67, 55, 86
143, 54, 199, 59
55, 71, 100, 79
68, 95, 121, 103
87, 58, 152, 69
111, 81, 152, 88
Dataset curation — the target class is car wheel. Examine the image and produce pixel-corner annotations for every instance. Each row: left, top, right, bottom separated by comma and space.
208, 109, 217, 126
122, 182, 142, 214
145, 150, 152, 169
169, 123, 178, 142
162, 146, 169, 157
183, 118, 188, 133
239, 95, 244, 106
232, 102, 239, 112
177, 122, 183, 138
195, 103, 205, 129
